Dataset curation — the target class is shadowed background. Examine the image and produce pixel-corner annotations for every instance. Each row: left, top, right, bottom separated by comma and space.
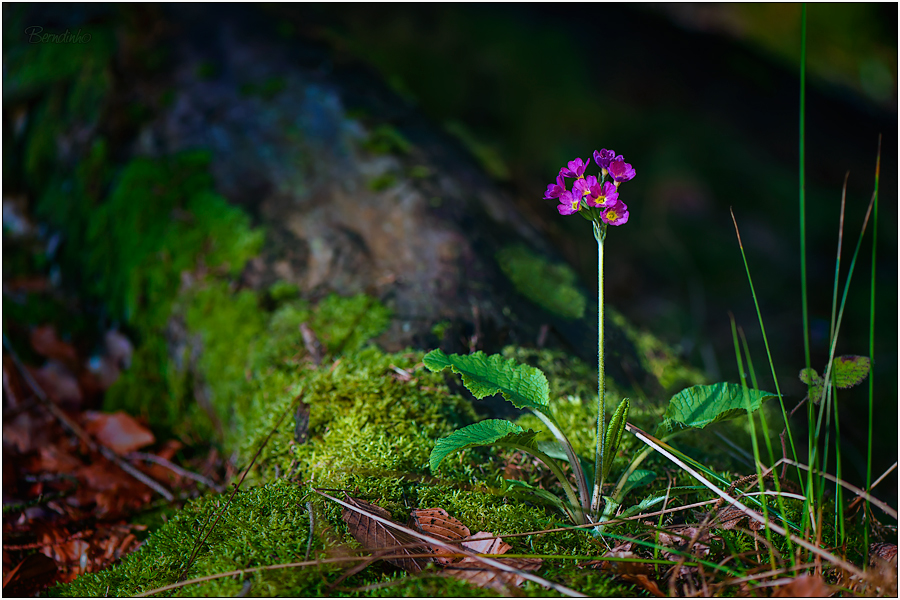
4, 3, 896, 495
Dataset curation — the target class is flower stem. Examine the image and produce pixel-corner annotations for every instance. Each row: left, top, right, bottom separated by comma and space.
591, 221, 606, 516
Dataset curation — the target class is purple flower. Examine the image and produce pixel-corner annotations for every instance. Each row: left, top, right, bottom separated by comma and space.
560, 156, 590, 178
601, 201, 629, 226
572, 175, 600, 203
593, 149, 623, 171
608, 160, 636, 185
557, 190, 581, 215
585, 180, 618, 209
543, 172, 567, 200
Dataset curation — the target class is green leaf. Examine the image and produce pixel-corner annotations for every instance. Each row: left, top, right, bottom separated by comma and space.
798, 367, 821, 386
798, 367, 825, 403
619, 469, 656, 499
656, 383, 777, 437
619, 486, 707, 520
832, 355, 870, 389
423, 349, 550, 412
538, 440, 594, 491
602, 398, 630, 480
502, 479, 567, 513
429, 419, 539, 472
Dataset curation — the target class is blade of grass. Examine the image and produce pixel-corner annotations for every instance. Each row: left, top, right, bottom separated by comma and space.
797, 3, 818, 528
737, 324, 795, 567
828, 172, 850, 544
729, 210, 801, 488
729, 316, 777, 570
865, 134, 881, 566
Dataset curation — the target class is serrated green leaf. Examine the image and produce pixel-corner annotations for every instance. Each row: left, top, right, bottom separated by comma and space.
602, 398, 630, 480
798, 367, 821, 386
832, 355, 870, 389
655, 383, 777, 437
429, 419, 539, 472
423, 349, 550, 412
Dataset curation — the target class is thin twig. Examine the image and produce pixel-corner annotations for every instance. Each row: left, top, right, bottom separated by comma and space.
774, 458, 896, 519
3, 336, 173, 501
126, 452, 223, 493
304, 500, 315, 562
178, 392, 303, 581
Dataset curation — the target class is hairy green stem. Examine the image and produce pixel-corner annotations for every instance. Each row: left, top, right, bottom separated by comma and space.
590, 221, 606, 516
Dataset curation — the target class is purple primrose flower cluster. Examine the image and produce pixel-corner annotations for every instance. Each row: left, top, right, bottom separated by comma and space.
543, 149, 635, 226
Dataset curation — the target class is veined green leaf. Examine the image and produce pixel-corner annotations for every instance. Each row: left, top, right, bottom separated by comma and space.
602, 398, 630, 480
798, 367, 820, 386
832, 355, 870, 389
423, 349, 550, 412
655, 383, 776, 437
619, 469, 656, 500
429, 419, 539, 472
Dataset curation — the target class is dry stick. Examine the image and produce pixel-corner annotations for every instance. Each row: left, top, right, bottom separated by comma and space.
126, 452, 224, 493
625, 423, 867, 579
316, 489, 586, 598
177, 392, 303, 581
3, 337, 174, 502
764, 458, 896, 519
718, 562, 818, 587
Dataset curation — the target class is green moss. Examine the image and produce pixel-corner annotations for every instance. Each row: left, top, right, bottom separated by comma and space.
496, 245, 586, 320
361, 124, 412, 156
443, 120, 511, 181
3, 26, 116, 102
55, 480, 334, 598
608, 308, 706, 392
367, 172, 398, 191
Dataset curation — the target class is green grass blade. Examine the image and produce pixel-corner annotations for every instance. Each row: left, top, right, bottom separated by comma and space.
729, 210, 801, 488
865, 134, 882, 565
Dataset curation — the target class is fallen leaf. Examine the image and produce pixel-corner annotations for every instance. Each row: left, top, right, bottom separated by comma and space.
29, 362, 82, 406
3, 412, 34, 453
2, 552, 58, 596
772, 573, 832, 597
82, 411, 155, 454
30, 326, 78, 368
441, 530, 542, 592
341, 496, 432, 573
410, 507, 471, 565
620, 573, 666, 597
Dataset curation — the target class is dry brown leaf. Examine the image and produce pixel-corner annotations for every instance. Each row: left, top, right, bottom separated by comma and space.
410, 507, 471, 565
82, 411, 155, 454
772, 573, 832, 597
714, 504, 765, 531
2, 552, 58, 596
440, 530, 542, 592
341, 495, 432, 573
621, 573, 666, 597
30, 326, 78, 368
29, 362, 82, 406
